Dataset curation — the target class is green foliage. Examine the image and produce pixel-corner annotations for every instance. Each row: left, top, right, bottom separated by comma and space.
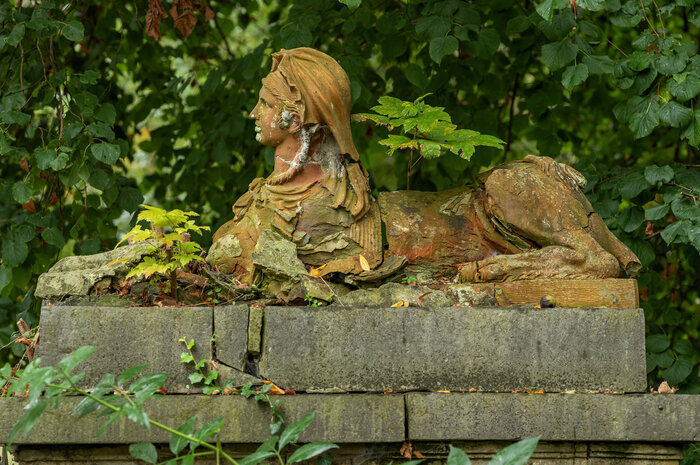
2, 346, 339, 465
445, 437, 540, 465
179, 337, 220, 394
116, 205, 209, 300
0, 0, 697, 389
356, 94, 504, 162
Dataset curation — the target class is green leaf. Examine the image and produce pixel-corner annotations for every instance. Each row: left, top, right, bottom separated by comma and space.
661, 220, 690, 244
681, 110, 700, 146
88, 122, 115, 140
674, 339, 693, 356
447, 445, 472, 465
667, 73, 700, 101
475, 28, 499, 58
0, 265, 12, 293
170, 416, 196, 455
487, 436, 540, 465
583, 55, 614, 75
188, 373, 204, 384
647, 350, 674, 372
416, 15, 451, 39
192, 418, 224, 444
662, 357, 693, 386
279, 23, 312, 49
536, 0, 557, 21
506, 16, 530, 34
629, 109, 659, 139
578, 0, 605, 11
659, 101, 692, 127
62, 20, 84, 41
644, 204, 669, 221
619, 171, 652, 198
7, 401, 48, 447
627, 51, 652, 71
256, 436, 279, 453
12, 181, 32, 204
654, 53, 687, 75
129, 443, 158, 464
1, 110, 31, 125
288, 443, 339, 463
541, 40, 578, 71
239, 451, 277, 465
644, 165, 674, 185
118, 365, 149, 386
429, 36, 459, 65
1, 238, 28, 267
41, 227, 65, 249
95, 103, 117, 125
56, 346, 96, 374
91, 143, 120, 164
561, 64, 588, 90
418, 139, 442, 158
118, 187, 144, 212
7, 23, 25, 47
646, 334, 671, 354
405, 64, 429, 90
279, 412, 315, 450
671, 198, 700, 221
124, 404, 151, 430
338, 0, 361, 11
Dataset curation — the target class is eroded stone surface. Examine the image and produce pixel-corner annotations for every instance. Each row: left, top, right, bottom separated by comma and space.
214, 305, 249, 371
34, 305, 212, 392
341, 282, 452, 307
35, 244, 149, 299
406, 393, 700, 442
0, 394, 405, 444
259, 306, 646, 392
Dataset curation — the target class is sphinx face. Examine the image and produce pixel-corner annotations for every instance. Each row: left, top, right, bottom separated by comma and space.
250, 87, 289, 147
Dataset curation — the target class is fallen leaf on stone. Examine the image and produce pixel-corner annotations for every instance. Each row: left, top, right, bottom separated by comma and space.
654, 381, 678, 394
399, 442, 413, 459
359, 254, 371, 271
309, 263, 327, 277
209, 360, 219, 371
391, 300, 409, 307
525, 389, 545, 393
414, 451, 426, 459
468, 387, 478, 392
418, 292, 432, 307
156, 386, 168, 395
436, 390, 450, 393
263, 380, 271, 384
269, 384, 286, 395
384, 388, 397, 394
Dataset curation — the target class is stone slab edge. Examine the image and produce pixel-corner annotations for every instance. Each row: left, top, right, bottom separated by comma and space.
1, 394, 698, 445
406, 393, 700, 442
0, 394, 404, 445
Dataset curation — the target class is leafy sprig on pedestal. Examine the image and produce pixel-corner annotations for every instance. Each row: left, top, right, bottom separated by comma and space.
354, 95, 503, 188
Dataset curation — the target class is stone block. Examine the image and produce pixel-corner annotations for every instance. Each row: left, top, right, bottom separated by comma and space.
342, 283, 452, 307
214, 304, 249, 370
259, 306, 646, 392
406, 393, 700, 442
0, 394, 404, 444
34, 305, 213, 393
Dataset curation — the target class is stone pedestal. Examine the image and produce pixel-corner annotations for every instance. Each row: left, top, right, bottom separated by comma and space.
1, 294, 698, 464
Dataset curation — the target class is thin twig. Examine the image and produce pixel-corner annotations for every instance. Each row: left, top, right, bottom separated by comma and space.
607, 38, 629, 57
651, 0, 666, 37
19, 42, 24, 92
639, 0, 659, 37
502, 72, 521, 163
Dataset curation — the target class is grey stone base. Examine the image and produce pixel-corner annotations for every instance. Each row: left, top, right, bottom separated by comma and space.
35, 304, 647, 393
7, 442, 686, 465
0, 394, 698, 445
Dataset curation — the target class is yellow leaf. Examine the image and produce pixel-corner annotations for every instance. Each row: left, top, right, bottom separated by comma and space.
436, 390, 450, 393
359, 254, 370, 271
309, 263, 327, 277
403, 301, 409, 307
391, 301, 405, 307
525, 389, 545, 393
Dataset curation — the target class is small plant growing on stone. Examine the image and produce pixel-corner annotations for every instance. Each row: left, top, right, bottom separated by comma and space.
355, 95, 504, 189
115, 204, 210, 301
179, 337, 219, 394
305, 293, 323, 307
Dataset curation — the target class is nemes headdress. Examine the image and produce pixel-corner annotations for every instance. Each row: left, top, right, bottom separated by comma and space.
261, 47, 360, 162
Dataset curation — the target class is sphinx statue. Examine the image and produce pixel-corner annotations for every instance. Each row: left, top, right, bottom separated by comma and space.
209, 47, 641, 286
208, 47, 383, 283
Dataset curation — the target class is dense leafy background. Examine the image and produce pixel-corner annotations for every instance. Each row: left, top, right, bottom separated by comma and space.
0, 0, 698, 390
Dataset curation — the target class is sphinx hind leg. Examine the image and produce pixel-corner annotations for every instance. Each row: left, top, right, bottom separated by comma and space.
459, 162, 621, 283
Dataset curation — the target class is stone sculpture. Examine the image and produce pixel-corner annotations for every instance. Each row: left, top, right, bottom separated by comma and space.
208, 47, 641, 287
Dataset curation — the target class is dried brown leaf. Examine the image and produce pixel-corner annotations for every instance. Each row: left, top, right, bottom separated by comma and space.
399, 442, 413, 460
359, 254, 370, 271
146, 0, 168, 40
